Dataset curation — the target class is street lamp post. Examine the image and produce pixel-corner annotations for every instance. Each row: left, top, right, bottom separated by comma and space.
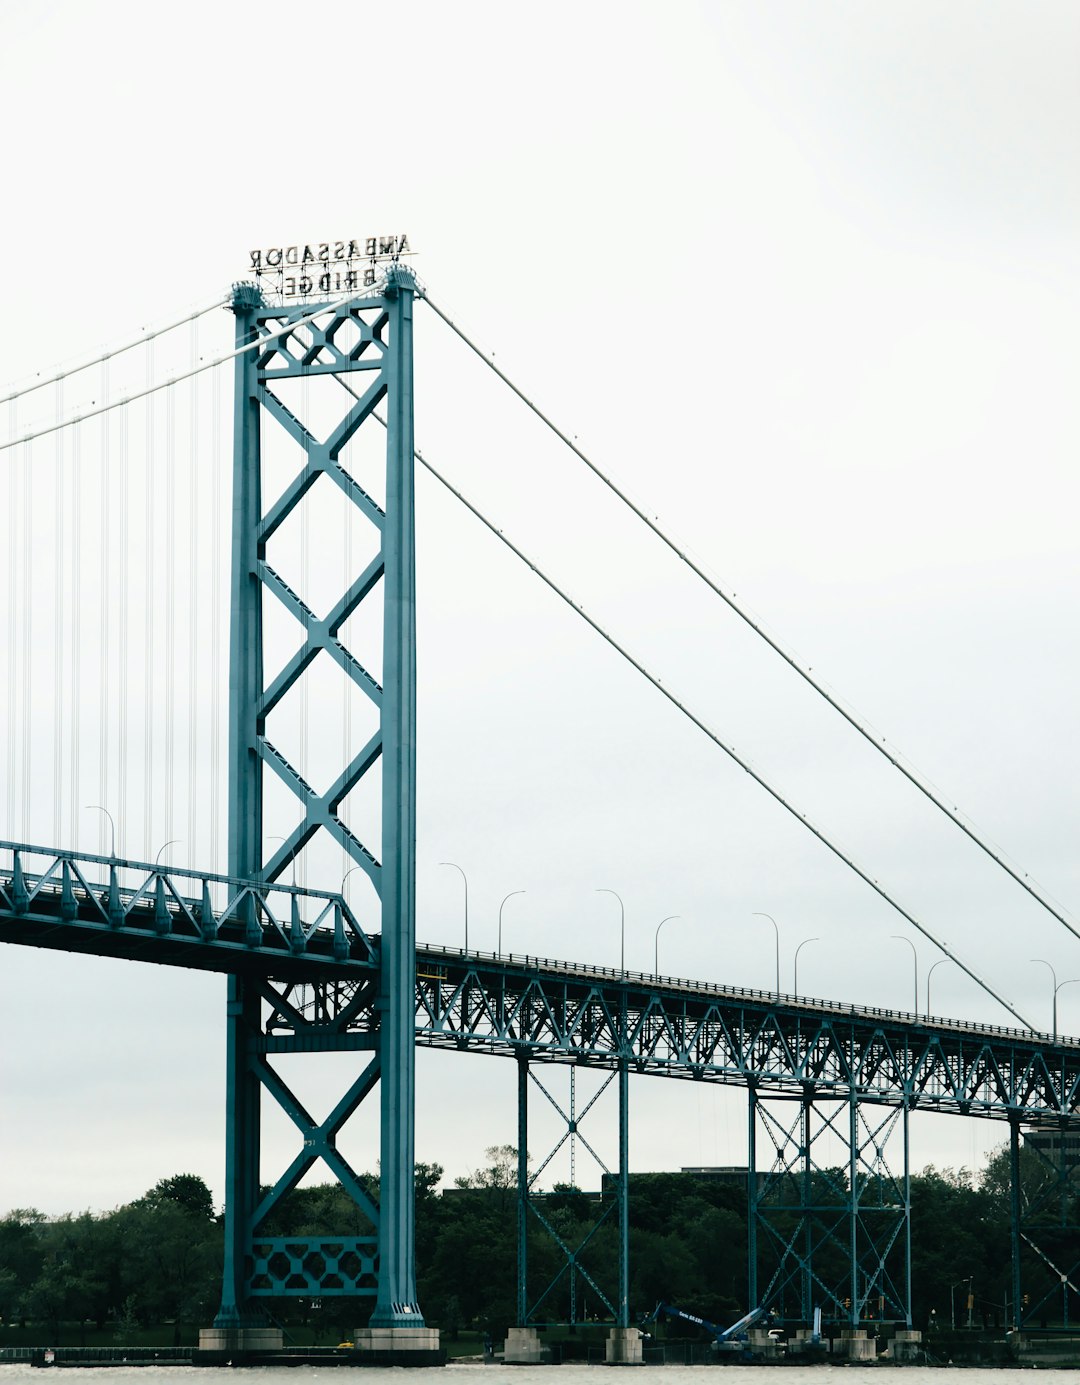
596, 889, 625, 977
654, 915, 680, 976
891, 935, 918, 1015
155, 839, 181, 868
440, 861, 469, 953
1030, 959, 1080, 1042
498, 890, 525, 955
752, 912, 780, 997
793, 936, 819, 999
265, 834, 296, 886
951, 1277, 970, 1330
85, 805, 117, 858
926, 958, 949, 1016
340, 865, 365, 924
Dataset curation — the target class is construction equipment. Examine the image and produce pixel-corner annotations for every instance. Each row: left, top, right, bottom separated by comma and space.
645, 1302, 770, 1354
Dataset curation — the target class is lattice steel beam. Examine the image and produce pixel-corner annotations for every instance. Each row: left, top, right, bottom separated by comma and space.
407, 948, 1080, 1121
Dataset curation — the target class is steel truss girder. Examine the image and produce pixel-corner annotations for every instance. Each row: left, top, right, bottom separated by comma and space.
0, 842, 375, 976
749, 1090, 910, 1328
406, 949, 1080, 1122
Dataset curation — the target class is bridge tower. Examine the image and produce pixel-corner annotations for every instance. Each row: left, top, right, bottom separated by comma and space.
200, 268, 438, 1360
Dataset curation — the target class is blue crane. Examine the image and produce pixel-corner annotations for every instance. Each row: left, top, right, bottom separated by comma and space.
644, 1302, 771, 1353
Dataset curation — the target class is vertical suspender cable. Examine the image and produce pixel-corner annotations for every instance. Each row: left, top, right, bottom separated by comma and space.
6, 401, 21, 831
6, 400, 19, 835
210, 361, 222, 871
21, 423, 31, 832
99, 358, 111, 844
164, 376, 176, 848
70, 402, 82, 842
143, 341, 155, 859
117, 360, 130, 852
187, 319, 199, 866
53, 381, 64, 845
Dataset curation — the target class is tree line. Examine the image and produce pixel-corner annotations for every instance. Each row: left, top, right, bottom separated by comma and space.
0, 1142, 1069, 1344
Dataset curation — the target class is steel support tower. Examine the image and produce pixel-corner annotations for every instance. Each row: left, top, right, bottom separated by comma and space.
748, 1089, 911, 1332
205, 269, 437, 1358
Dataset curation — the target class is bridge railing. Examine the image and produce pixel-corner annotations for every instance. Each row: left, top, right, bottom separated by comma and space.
416, 942, 1071, 1050
0, 841, 376, 968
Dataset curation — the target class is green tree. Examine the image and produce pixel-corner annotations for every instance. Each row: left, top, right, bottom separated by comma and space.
0, 1209, 47, 1325
115, 1178, 221, 1343
142, 1174, 216, 1223
22, 1215, 106, 1342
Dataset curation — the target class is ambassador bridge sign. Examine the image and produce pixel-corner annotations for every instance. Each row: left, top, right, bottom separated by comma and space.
247, 234, 412, 299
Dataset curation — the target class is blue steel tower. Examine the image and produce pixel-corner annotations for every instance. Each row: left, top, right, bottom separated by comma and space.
202, 267, 438, 1360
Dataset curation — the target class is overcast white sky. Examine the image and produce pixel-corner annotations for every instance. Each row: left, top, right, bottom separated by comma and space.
1, 1, 1078, 1219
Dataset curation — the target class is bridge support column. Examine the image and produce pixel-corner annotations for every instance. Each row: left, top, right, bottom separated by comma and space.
205, 285, 273, 1347
617, 1056, 629, 1328
1008, 1115, 1080, 1335
902, 1098, 912, 1329
504, 1050, 546, 1364
747, 1085, 759, 1310
1010, 1116, 1023, 1329
605, 1054, 643, 1364
203, 273, 438, 1362
801, 1093, 813, 1325
357, 267, 438, 1361
517, 1049, 529, 1326
749, 1089, 910, 1331
512, 1063, 625, 1335
207, 976, 275, 1338
847, 1086, 859, 1329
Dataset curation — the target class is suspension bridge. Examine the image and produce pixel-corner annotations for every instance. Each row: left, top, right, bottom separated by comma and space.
1, 262, 1077, 1363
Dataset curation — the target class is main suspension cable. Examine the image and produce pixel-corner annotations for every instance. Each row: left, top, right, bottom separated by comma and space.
0, 294, 229, 407
365, 399, 1032, 1030
420, 290, 1080, 946
0, 289, 378, 454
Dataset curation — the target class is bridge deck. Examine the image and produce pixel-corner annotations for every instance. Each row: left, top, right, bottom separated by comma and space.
411, 943, 1080, 1124
2, 842, 1077, 1124
0, 842, 376, 979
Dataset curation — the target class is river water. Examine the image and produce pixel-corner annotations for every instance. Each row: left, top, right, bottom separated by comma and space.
0, 1367, 1067, 1385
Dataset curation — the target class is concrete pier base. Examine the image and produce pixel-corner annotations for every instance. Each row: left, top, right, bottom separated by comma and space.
835, 1329, 876, 1360
891, 1329, 923, 1361
747, 1328, 782, 1359
197, 1326, 284, 1354
788, 1329, 829, 1356
504, 1327, 544, 1364
605, 1326, 644, 1365
352, 1325, 443, 1365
